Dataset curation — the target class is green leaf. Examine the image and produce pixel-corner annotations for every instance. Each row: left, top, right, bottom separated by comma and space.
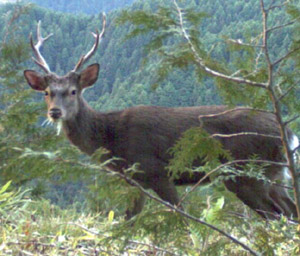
108, 210, 115, 223
0, 181, 12, 195
168, 128, 231, 179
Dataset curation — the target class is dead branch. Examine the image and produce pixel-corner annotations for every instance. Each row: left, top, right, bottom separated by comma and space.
177, 158, 289, 207
268, 18, 300, 33
276, 84, 296, 102
211, 132, 281, 140
284, 115, 300, 126
267, 0, 290, 11
273, 46, 300, 67
67, 222, 180, 256
260, 0, 300, 222
198, 107, 274, 120
55, 156, 259, 256
172, 0, 267, 89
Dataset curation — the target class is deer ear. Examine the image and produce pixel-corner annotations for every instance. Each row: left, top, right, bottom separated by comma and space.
79, 63, 100, 89
24, 70, 48, 91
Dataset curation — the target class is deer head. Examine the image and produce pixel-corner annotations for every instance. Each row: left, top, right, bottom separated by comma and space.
24, 15, 106, 123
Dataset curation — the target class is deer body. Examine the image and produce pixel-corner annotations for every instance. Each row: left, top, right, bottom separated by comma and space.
24, 18, 297, 220
63, 103, 227, 171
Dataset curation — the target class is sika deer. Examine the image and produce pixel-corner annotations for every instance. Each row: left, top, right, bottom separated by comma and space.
24, 17, 298, 220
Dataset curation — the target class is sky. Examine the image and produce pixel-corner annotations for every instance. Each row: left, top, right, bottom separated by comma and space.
0, 0, 17, 3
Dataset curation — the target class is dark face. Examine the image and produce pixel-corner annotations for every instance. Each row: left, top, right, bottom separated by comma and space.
43, 73, 81, 121
24, 64, 100, 122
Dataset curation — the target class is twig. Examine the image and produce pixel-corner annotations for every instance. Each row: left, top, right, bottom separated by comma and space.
173, 0, 300, 224
267, 1, 290, 11
57, 156, 259, 256
273, 46, 300, 67
267, 18, 300, 33
284, 115, 300, 126
261, 0, 273, 69
177, 158, 289, 207
198, 107, 274, 120
7, 241, 117, 256
7, 241, 57, 248
244, 46, 264, 78
67, 222, 180, 256
260, 0, 300, 222
2, 5, 29, 47
227, 38, 263, 48
118, 168, 259, 256
172, 0, 267, 89
211, 132, 281, 140
276, 84, 296, 102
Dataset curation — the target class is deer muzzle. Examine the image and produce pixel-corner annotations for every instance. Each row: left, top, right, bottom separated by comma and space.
49, 108, 62, 120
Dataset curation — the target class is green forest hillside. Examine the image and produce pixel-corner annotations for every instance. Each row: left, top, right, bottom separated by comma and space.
24, 0, 135, 14
0, 0, 293, 111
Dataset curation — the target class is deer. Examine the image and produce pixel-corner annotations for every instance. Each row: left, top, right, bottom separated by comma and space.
24, 16, 298, 220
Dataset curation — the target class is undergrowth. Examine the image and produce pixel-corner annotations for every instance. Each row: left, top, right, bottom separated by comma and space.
1, 182, 300, 256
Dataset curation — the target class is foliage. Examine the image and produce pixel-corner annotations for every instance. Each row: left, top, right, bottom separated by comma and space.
24, 0, 135, 14
168, 127, 231, 179
0, 181, 30, 217
1, 189, 300, 255
0, 0, 300, 255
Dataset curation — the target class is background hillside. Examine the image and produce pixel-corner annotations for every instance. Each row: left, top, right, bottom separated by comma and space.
1, 0, 293, 112
24, 0, 135, 13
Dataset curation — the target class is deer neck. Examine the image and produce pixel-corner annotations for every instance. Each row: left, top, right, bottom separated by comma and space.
62, 98, 107, 155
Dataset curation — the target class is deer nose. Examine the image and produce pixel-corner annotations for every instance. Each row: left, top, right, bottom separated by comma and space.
49, 108, 62, 119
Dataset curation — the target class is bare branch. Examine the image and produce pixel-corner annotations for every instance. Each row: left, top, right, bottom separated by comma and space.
260, 0, 300, 221
68, 222, 180, 256
284, 115, 300, 126
227, 38, 263, 48
172, 0, 267, 89
118, 168, 259, 256
198, 107, 274, 120
267, 1, 291, 11
260, 0, 273, 70
56, 157, 259, 256
73, 13, 106, 72
276, 84, 295, 102
268, 18, 300, 33
273, 46, 300, 67
211, 132, 281, 140
178, 158, 288, 207
241, 46, 264, 79
30, 20, 53, 73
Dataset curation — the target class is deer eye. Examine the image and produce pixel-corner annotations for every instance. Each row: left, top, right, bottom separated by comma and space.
71, 90, 77, 95
45, 91, 49, 96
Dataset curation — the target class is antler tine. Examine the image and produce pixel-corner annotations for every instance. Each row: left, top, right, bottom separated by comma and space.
30, 20, 53, 73
73, 12, 106, 72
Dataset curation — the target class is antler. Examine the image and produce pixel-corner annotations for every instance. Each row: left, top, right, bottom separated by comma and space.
72, 13, 106, 72
30, 20, 53, 73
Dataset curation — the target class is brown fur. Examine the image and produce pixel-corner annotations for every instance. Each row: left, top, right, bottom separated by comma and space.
24, 64, 297, 220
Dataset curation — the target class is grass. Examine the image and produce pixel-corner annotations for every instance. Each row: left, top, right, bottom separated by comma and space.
1, 181, 300, 256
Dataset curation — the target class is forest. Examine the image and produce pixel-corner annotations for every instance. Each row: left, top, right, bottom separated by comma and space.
25, 0, 135, 14
0, 0, 300, 255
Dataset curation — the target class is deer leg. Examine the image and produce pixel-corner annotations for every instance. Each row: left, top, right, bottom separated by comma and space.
128, 153, 181, 207
125, 156, 179, 217
150, 176, 180, 207
125, 177, 179, 220
225, 178, 284, 219
125, 192, 146, 220
269, 185, 297, 218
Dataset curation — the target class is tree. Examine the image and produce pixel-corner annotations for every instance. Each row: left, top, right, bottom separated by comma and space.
114, 0, 300, 254
1, 1, 300, 255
